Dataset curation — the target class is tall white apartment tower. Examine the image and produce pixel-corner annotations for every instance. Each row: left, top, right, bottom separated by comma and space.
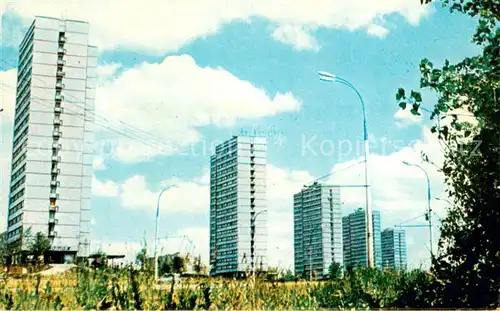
209, 136, 268, 277
6, 16, 96, 263
293, 183, 343, 279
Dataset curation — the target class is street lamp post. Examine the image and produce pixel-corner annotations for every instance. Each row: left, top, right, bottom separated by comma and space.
402, 161, 433, 257
318, 71, 374, 268
154, 185, 177, 282
251, 210, 267, 282
435, 197, 452, 206
305, 224, 325, 281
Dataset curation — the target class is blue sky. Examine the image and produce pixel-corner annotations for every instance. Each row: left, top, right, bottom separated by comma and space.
0, 1, 479, 269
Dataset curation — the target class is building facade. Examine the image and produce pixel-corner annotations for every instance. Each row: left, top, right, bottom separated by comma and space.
293, 182, 342, 279
209, 136, 267, 276
381, 229, 407, 270
6, 16, 96, 263
342, 208, 382, 269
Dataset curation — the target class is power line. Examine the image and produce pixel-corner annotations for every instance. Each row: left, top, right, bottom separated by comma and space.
0, 82, 176, 156
1, 58, 186, 154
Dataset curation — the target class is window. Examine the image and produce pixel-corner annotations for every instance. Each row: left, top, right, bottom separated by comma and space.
12, 153, 27, 171
8, 213, 23, 227
12, 128, 29, 149
11, 163, 26, 180
9, 201, 24, 214
10, 176, 26, 193
9, 189, 25, 204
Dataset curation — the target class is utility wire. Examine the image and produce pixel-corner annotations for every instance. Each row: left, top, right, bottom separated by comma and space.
1, 82, 176, 156
1, 58, 185, 154
305, 159, 367, 187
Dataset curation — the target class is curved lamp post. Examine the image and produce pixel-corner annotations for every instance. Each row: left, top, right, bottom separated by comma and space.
402, 161, 433, 257
154, 185, 177, 282
318, 71, 374, 268
251, 210, 267, 281
435, 197, 452, 206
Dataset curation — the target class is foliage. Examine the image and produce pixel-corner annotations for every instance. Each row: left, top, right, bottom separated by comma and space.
135, 241, 152, 273
172, 255, 187, 274
284, 269, 295, 282
158, 254, 188, 276
193, 255, 205, 274
90, 250, 108, 269
159, 255, 172, 275
328, 262, 342, 280
0, 266, 436, 310
27, 232, 51, 267
0, 234, 13, 266
397, 0, 500, 308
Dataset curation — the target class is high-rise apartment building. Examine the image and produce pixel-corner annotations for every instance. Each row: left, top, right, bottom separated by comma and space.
6, 16, 96, 263
381, 229, 407, 270
209, 136, 267, 276
293, 182, 342, 279
342, 208, 382, 269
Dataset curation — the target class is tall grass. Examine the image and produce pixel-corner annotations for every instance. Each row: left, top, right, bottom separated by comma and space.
0, 266, 434, 310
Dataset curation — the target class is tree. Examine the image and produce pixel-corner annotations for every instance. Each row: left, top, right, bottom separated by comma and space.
328, 262, 342, 280
284, 269, 295, 282
0, 233, 13, 266
135, 241, 153, 272
172, 255, 186, 274
159, 256, 173, 275
193, 255, 206, 274
90, 250, 108, 269
397, 0, 500, 307
27, 232, 51, 267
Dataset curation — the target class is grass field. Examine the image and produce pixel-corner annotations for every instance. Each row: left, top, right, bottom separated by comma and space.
0, 266, 433, 310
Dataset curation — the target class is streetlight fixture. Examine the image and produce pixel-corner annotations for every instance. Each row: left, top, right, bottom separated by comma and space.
402, 161, 433, 257
251, 209, 267, 282
318, 71, 374, 268
435, 197, 452, 206
154, 185, 177, 282
306, 224, 325, 280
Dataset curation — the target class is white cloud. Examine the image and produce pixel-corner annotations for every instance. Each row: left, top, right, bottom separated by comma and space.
118, 174, 209, 214
97, 63, 122, 80
367, 24, 389, 38
92, 176, 119, 197
272, 24, 319, 51
92, 157, 106, 170
327, 127, 446, 268
1, 0, 430, 53
95, 54, 301, 162
91, 164, 312, 268
0, 56, 301, 164
394, 107, 422, 127
92, 125, 447, 269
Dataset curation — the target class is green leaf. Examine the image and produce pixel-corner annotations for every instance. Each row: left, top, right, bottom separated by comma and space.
464, 130, 471, 138
441, 126, 449, 140
398, 101, 407, 109
431, 126, 437, 133
396, 88, 405, 101
412, 91, 423, 102
410, 109, 421, 116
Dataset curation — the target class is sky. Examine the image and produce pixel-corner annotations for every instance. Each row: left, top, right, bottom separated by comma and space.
0, 0, 480, 271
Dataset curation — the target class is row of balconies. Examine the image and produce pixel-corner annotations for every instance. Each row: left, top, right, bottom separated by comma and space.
50, 104, 61, 230
50, 38, 63, 239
